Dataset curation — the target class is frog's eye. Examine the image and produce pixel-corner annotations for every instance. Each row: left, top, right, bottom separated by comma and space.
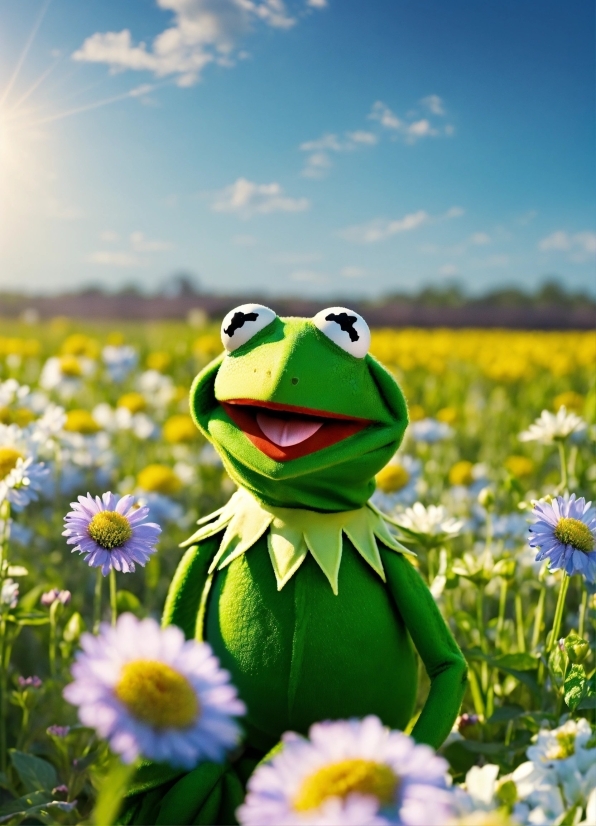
312, 307, 370, 358
221, 304, 277, 353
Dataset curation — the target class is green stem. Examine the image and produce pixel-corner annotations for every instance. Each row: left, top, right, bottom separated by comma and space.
532, 576, 547, 652
557, 441, 568, 491
578, 583, 588, 640
496, 579, 508, 650
547, 573, 570, 655
49, 601, 59, 677
110, 569, 117, 627
93, 569, 103, 633
0, 617, 6, 774
515, 592, 526, 652
467, 666, 485, 718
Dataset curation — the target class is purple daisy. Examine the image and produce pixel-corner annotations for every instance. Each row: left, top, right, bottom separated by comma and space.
63, 492, 161, 576
64, 613, 245, 767
529, 494, 596, 582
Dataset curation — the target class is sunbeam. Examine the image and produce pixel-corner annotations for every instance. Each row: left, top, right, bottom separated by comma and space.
0, 0, 53, 107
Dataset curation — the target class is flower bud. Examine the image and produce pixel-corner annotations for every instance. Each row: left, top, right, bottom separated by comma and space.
564, 633, 590, 664
478, 486, 495, 509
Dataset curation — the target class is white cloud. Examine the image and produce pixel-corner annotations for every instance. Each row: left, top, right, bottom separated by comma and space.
421, 94, 445, 116
341, 266, 367, 278
339, 206, 462, 244
469, 232, 491, 245
538, 230, 596, 262
130, 231, 173, 251
290, 269, 328, 283
100, 230, 120, 242
87, 251, 144, 267
368, 98, 454, 143
299, 130, 377, 178
306, 0, 327, 7
72, 0, 303, 87
211, 177, 309, 217
438, 264, 458, 277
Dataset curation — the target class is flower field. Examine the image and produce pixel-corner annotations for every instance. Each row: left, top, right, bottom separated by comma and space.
0, 318, 594, 825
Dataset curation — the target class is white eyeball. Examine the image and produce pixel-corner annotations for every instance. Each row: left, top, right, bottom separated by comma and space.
221, 304, 277, 353
312, 307, 370, 358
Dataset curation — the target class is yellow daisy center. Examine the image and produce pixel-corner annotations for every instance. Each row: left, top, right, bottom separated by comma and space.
163, 414, 197, 444
376, 464, 410, 493
115, 660, 199, 729
137, 464, 182, 495
294, 759, 398, 812
449, 460, 474, 487
554, 517, 594, 553
88, 511, 133, 549
64, 409, 100, 434
0, 447, 23, 480
59, 355, 83, 377
118, 392, 147, 414
544, 730, 576, 761
504, 455, 534, 478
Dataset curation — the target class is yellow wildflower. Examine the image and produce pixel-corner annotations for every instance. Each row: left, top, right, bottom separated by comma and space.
553, 391, 583, 413
118, 392, 146, 414
437, 407, 457, 425
408, 404, 425, 422
163, 414, 197, 443
60, 334, 99, 359
64, 409, 101, 434
146, 351, 172, 372
138, 464, 182, 495
376, 464, 410, 493
449, 461, 474, 487
505, 455, 534, 478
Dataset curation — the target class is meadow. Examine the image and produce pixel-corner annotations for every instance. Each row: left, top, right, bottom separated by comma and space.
0, 317, 594, 825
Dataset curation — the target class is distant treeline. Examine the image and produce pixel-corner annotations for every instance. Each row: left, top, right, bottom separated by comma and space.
0, 278, 594, 329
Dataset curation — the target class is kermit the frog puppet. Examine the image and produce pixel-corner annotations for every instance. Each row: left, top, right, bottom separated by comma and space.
122, 304, 467, 825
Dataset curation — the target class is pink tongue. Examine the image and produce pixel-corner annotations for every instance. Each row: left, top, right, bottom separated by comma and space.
256, 411, 323, 447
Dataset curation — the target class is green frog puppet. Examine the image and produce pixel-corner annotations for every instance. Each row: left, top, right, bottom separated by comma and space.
122, 304, 467, 825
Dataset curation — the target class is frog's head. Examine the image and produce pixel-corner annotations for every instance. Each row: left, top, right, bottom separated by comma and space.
191, 304, 408, 511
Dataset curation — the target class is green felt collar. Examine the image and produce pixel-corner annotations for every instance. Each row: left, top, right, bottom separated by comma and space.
181, 488, 415, 595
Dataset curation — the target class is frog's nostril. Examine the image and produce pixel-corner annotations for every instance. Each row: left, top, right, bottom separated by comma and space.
291, 377, 299, 385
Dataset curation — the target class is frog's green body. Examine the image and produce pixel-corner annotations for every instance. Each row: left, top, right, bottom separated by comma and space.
122, 308, 467, 825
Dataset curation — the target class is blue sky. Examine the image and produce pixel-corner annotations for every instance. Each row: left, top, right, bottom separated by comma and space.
0, 0, 594, 298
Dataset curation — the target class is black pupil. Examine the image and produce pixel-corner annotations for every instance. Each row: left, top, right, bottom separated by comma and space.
325, 312, 359, 342
224, 311, 259, 337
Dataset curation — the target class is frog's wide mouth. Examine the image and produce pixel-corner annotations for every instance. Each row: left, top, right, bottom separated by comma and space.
220, 399, 372, 461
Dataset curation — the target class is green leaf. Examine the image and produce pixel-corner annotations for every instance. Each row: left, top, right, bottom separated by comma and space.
578, 694, 596, 710
0, 790, 50, 819
464, 649, 540, 696
9, 750, 57, 793
459, 740, 509, 755
454, 612, 476, 633
487, 704, 525, 724
116, 589, 143, 617
564, 664, 587, 712
492, 653, 539, 671
7, 610, 50, 627
548, 647, 566, 680
17, 585, 46, 612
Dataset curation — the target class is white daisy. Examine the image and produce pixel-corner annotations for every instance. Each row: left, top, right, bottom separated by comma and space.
518, 406, 587, 444
0, 424, 49, 511
102, 345, 138, 382
237, 716, 453, 826
394, 502, 463, 546
63, 613, 245, 768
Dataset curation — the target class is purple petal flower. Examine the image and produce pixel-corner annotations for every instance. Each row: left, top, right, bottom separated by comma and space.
529, 494, 596, 582
47, 725, 71, 737
63, 492, 161, 576
63, 613, 245, 769
18, 675, 42, 689
238, 716, 454, 826
41, 588, 72, 607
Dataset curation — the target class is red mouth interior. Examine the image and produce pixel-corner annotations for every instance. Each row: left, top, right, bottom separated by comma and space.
221, 399, 371, 461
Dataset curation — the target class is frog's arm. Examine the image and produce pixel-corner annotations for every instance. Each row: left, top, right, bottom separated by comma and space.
162, 534, 221, 639
381, 548, 467, 749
